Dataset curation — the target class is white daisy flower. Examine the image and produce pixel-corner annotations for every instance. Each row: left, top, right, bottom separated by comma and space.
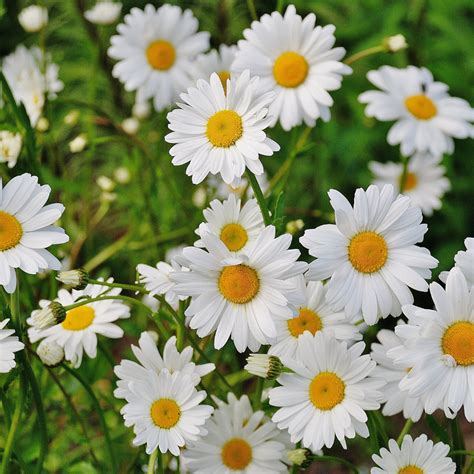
84, 1, 122, 25
166, 70, 280, 185
371, 434, 456, 474
232, 4, 352, 131
2, 45, 63, 126
0, 319, 24, 373
269, 331, 384, 452
371, 328, 424, 422
369, 153, 450, 216
195, 194, 264, 254
108, 4, 210, 112
0, 173, 68, 293
120, 368, 213, 455
390, 267, 474, 421
192, 44, 237, 92
114, 332, 214, 399
440, 237, 474, 286
300, 184, 438, 325
27, 279, 130, 367
359, 65, 474, 156
172, 226, 307, 352
0, 131, 22, 169
269, 276, 361, 360
183, 393, 292, 473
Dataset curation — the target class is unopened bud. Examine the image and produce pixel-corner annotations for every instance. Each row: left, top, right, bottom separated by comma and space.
286, 219, 304, 235
37, 340, 64, 367
245, 354, 283, 380
384, 34, 408, 53
31, 302, 66, 329
56, 269, 89, 290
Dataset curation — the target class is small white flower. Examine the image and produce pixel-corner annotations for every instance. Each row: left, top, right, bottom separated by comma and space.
287, 448, 312, 468
0, 319, 24, 373
84, 1, 122, 25
69, 134, 87, 153
286, 219, 304, 235
96, 175, 115, 192
113, 166, 131, 184
0, 131, 22, 168
384, 34, 408, 52
36, 117, 49, 132
18, 5, 48, 32
64, 110, 80, 126
192, 187, 207, 208
121, 117, 139, 135
37, 339, 64, 366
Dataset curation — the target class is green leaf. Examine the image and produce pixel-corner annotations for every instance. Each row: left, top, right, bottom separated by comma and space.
426, 414, 450, 444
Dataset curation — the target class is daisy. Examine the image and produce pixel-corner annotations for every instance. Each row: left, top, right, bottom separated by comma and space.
232, 4, 351, 131
390, 267, 474, 421
269, 276, 361, 360
372, 434, 456, 474
269, 331, 384, 452
195, 194, 264, 254
300, 184, 438, 325
359, 65, 474, 156
0, 319, 24, 373
84, 1, 122, 25
114, 332, 214, 399
371, 328, 424, 422
27, 279, 130, 367
192, 44, 237, 92
183, 393, 292, 473
369, 153, 450, 216
440, 237, 474, 286
172, 226, 307, 352
2, 45, 63, 126
108, 4, 210, 112
166, 70, 279, 185
120, 368, 213, 455
0, 173, 68, 293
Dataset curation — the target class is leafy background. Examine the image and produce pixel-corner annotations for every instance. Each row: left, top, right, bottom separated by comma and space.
0, 0, 473, 472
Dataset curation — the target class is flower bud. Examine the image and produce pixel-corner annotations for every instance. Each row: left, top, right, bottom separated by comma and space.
245, 354, 283, 380
36, 117, 49, 132
383, 34, 408, 53
56, 269, 89, 290
132, 101, 151, 120
121, 117, 140, 135
69, 134, 87, 153
37, 340, 64, 367
286, 219, 304, 235
96, 175, 115, 192
64, 110, 80, 126
114, 166, 131, 184
31, 302, 66, 329
18, 5, 48, 33
287, 448, 312, 468
84, 1, 122, 26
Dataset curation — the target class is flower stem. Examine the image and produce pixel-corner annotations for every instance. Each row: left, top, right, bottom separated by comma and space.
396, 418, 414, 445
399, 154, 410, 193
88, 278, 147, 294
253, 377, 264, 410
312, 455, 359, 473
246, 171, 272, 225
61, 364, 117, 472
344, 45, 386, 65
147, 449, 158, 474
63, 295, 152, 313
246, 0, 258, 20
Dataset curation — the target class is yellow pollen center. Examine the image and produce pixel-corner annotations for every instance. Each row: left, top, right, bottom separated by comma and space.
146, 40, 176, 70
273, 51, 309, 88
442, 321, 474, 366
150, 398, 181, 429
405, 95, 437, 120
348, 231, 388, 274
206, 110, 243, 147
218, 265, 259, 304
398, 466, 424, 474
220, 223, 248, 251
62, 306, 95, 331
401, 172, 418, 191
221, 438, 252, 470
309, 372, 345, 410
217, 70, 231, 93
288, 308, 323, 337
0, 211, 23, 251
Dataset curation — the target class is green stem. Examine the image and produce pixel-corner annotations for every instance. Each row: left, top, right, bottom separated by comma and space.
253, 377, 264, 410
312, 455, 359, 473
64, 295, 152, 313
399, 154, 410, 193
147, 449, 158, 474
344, 45, 386, 65
450, 417, 466, 472
246, 0, 258, 20
62, 364, 117, 472
246, 171, 272, 225
176, 301, 186, 350
157, 451, 165, 474
397, 418, 414, 445
88, 278, 146, 294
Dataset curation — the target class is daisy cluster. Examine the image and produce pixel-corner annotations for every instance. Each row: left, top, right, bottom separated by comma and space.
0, 2, 473, 474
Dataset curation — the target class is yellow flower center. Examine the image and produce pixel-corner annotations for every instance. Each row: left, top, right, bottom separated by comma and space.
220, 223, 248, 251
442, 321, 474, 366
348, 231, 388, 274
217, 70, 231, 93
288, 308, 322, 337
146, 40, 176, 70
401, 172, 418, 191
309, 372, 345, 410
273, 51, 309, 88
398, 466, 424, 474
0, 211, 23, 251
218, 264, 259, 304
221, 438, 253, 470
404, 94, 437, 120
150, 398, 181, 429
62, 306, 95, 331
206, 110, 243, 147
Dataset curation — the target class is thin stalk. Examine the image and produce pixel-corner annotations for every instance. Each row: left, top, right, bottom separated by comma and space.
397, 419, 414, 445
88, 278, 146, 294
63, 295, 152, 313
246, 0, 258, 20
61, 364, 117, 472
399, 155, 410, 193
157, 451, 164, 474
246, 171, 272, 225
147, 449, 158, 474
176, 301, 186, 350
344, 45, 385, 65
253, 377, 264, 410
312, 455, 359, 473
